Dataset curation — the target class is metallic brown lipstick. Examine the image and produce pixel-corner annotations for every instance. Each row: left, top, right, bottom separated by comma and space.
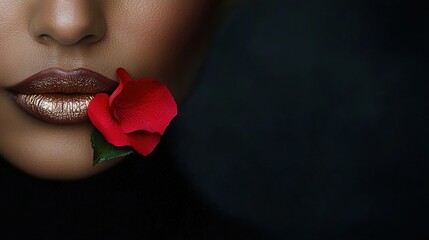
8, 68, 118, 124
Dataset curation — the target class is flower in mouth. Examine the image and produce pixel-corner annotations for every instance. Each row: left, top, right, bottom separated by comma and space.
88, 68, 177, 163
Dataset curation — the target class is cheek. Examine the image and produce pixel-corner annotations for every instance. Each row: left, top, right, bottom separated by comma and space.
0, 5, 30, 86
109, 0, 213, 78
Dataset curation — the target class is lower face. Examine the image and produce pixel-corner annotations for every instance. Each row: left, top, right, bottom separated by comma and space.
0, 0, 214, 179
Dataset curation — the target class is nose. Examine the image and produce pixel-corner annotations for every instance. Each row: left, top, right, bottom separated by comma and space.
29, 0, 106, 46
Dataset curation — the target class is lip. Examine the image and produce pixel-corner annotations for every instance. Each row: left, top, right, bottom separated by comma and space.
7, 68, 118, 124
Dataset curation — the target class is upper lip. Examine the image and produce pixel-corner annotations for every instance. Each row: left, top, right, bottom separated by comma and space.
8, 68, 118, 94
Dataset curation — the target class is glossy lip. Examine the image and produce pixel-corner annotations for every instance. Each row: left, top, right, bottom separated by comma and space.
7, 68, 118, 124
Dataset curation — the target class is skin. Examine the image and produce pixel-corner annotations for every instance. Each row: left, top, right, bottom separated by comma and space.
0, 0, 215, 179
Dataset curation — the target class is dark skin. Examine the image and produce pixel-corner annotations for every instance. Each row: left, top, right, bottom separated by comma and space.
0, 0, 215, 179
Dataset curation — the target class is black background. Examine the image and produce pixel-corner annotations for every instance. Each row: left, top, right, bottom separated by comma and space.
1, 0, 429, 239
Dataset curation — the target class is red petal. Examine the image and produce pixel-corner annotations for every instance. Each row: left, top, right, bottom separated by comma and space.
127, 131, 161, 156
88, 93, 130, 147
116, 68, 132, 84
109, 68, 131, 107
112, 79, 177, 135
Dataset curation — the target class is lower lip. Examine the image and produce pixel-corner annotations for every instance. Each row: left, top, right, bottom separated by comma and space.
10, 93, 95, 124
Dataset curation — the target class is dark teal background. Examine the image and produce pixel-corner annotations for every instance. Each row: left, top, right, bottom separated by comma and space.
171, 0, 428, 238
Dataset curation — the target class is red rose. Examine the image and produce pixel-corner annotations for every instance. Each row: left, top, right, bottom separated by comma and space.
88, 68, 177, 156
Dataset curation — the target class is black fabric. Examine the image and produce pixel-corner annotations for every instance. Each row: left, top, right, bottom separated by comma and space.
1, 0, 429, 239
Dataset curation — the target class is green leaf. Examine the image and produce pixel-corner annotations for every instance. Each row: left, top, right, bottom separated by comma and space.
91, 128, 134, 166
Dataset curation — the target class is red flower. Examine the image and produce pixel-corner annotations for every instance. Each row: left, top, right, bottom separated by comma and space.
88, 68, 177, 156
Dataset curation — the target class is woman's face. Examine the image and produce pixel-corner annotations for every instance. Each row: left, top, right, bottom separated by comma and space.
0, 0, 214, 179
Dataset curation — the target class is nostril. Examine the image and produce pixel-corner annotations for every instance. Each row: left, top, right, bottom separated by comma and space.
36, 34, 97, 45
81, 34, 101, 44
37, 34, 50, 43
36, 31, 103, 46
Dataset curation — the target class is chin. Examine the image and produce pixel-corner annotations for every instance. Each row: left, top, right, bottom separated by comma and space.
7, 154, 121, 180
0, 121, 121, 180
